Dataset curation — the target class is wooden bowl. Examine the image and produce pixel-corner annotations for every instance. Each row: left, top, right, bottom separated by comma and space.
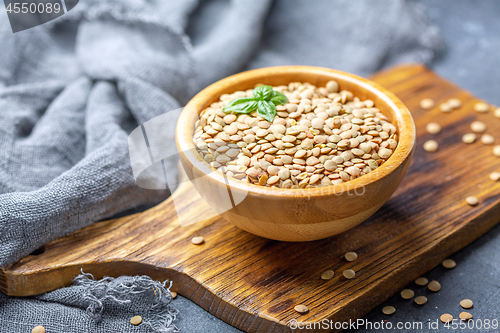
176, 66, 415, 241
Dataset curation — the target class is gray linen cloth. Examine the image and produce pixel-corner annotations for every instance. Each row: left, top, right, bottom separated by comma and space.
0, 0, 443, 332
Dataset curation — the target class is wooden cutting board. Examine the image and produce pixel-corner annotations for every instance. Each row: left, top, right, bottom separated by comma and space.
2, 64, 500, 333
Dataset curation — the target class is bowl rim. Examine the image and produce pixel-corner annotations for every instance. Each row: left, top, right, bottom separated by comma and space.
176, 65, 416, 198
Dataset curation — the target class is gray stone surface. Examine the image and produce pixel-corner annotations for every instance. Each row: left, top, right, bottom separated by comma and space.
174, 1, 500, 332
417, 0, 500, 106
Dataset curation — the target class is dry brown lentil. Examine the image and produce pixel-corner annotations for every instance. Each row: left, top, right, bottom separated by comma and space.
493, 145, 500, 157
459, 312, 473, 321
442, 259, 456, 269
474, 102, 490, 113
447, 98, 462, 109
440, 103, 453, 113
490, 172, 500, 182
481, 134, 495, 145
378, 147, 393, 159
428, 280, 441, 292
460, 299, 473, 309
426, 122, 441, 134
415, 277, 429, 286
324, 160, 337, 171
495, 108, 500, 118
326, 80, 340, 93
400, 289, 414, 299
321, 270, 335, 280
259, 173, 268, 186
440, 314, 453, 323
420, 98, 435, 109
130, 316, 143, 326
32, 326, 46, 333
414, 296, 428, 305
423, 140, 438, 152
466, 196, 479, 206
267, 175, 280, 185
462, 133, 477, 144
343, 269, 355, 279
193, 82, 398, 188
382, 306, 396, 315
345, 252, 358, 262
191, 236, 204, 245
294, 304, 309, 314
471, 121, 487, 133
171, 291, 177, 299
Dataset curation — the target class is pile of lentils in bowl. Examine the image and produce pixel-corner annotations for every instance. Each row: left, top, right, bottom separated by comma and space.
192, 81, 398, 189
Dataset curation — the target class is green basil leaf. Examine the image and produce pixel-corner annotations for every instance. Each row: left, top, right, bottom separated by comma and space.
257, 100, 276, 122
222, 97, 258, 114
253, 85, 273, 100
270, 90, 289, 106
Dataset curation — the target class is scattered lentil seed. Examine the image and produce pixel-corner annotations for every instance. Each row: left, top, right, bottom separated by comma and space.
481, 134, 495, 145
447, 98, 462, 109
495, 108, 500, 118
345, 252, 358, 262
474, 102, 490, 113
32, 326, 46, 333
294, 304, 309, 314
428, 280, 441, 292
343, 269, 355, 279
426, 122, 441, 134
191, 236, 205, 245
493, 145, 500, 157
462, 133, 476, 144
130, 316, 143, 326
470, 121, 486, 133
414, 296, 428, 305
400, 289, 415, 299
423, 140, 438, 152
440, 314, 453, 323
420, 98, 435, 109
460, 299, 473, 309
442, 259, 456, 269
466, 196, 479, 206
321, 270, 335, 280
415, 277, 429, 286
490, 172, 500, 181
459, 312, 473, 321
382, 306, 396, 315
194, 82, 398, 188
171, 291, 177, 299
440, 103, 452, 113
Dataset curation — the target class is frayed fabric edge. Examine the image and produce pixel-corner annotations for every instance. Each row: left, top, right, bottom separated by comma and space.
74, 271, 180, 333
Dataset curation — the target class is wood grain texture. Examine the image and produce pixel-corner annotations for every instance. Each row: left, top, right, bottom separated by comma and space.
177, 66, 416, 241
2, 64, 500, 333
